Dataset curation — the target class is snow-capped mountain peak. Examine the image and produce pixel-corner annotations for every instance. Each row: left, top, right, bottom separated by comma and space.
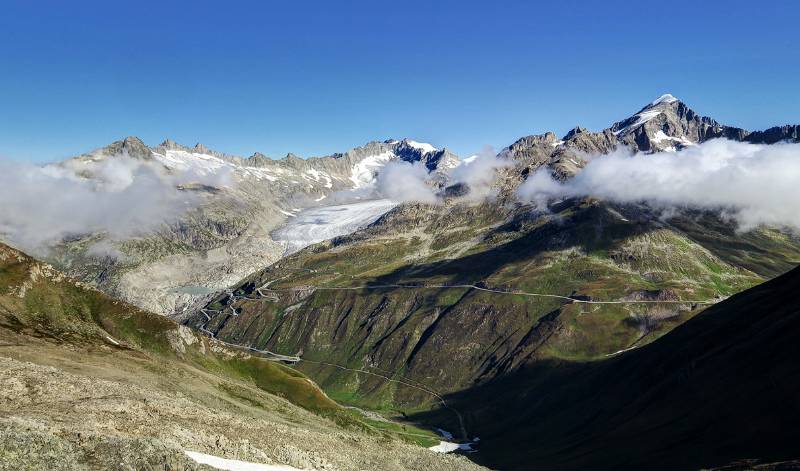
650, 93, 678, 106
404, 139, 438, 154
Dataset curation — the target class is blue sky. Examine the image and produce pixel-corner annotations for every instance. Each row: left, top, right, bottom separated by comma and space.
1, 0, 798, 162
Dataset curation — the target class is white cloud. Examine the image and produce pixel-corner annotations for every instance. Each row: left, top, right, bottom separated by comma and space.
374, 160, 438, 203
449, 145, 513, 200
0, 152, 232, 256
517, 139, 800, 230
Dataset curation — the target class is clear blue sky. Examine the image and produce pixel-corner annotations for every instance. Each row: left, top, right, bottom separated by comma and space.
1, 0, 798, 162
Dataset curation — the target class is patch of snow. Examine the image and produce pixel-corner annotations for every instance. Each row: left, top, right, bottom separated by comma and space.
349, 151, 394, 188
406, 140, 437, 154
613, 108, 664, 136
314, 195, 326, 202
272, 199, 397, 254
278, 209, 295, 217
304, 169, 333, 188
459, 155, 479, 166
438, 157, 461, 170
651, 130, 696, 148
429, 428, 478, 454
650, 93, 678, 106
429, 442, 462, 453
152, 149, 283, 182
184, 451, 312, 471
552, 140, 565, 147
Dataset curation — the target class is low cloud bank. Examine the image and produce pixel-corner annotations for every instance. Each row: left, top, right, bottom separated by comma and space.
449, 146, 513, 201
517, 139, 800, 230
0, 153, 231, 255
375, 160, 438, 203
371, 147, 511, 204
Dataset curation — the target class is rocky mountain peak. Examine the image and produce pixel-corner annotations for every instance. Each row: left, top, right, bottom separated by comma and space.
89, 136, 153, 161
563, 126, 588, 140
122, 136, 146, 146
648, 93, 679, 106
159, 139, 180, 150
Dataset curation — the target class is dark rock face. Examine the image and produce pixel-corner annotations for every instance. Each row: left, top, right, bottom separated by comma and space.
426, 265, 800, 471
746, 124, 800, 144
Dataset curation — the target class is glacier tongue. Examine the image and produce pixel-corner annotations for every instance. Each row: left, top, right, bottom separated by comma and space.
272, 199, 397, 255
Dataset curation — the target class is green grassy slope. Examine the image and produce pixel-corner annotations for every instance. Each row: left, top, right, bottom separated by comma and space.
0, 242, 342, 418
188, 198, 800, 414
0, 242, 483, 470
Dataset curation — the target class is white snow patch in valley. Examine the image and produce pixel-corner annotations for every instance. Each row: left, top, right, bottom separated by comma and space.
349, 151, 394, 188
272, 199, 397, 254
429, 442, 463, 453
406, 140, 437, 154
552, 140, 565, 147
278, 209, 296, 217
184, 451, 312, 471
428, 428, 478, 454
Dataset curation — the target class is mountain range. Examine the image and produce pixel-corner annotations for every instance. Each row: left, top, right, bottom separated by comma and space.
2, 94, 800, 469
36, 137, 457, 316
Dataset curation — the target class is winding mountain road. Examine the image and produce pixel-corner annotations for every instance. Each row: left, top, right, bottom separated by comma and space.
193, 269, 720, 442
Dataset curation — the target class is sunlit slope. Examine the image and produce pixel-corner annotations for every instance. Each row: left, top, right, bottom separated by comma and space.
0, 242, 483, 470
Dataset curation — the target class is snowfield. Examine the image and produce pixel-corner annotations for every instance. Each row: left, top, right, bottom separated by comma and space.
428, 429, 479, 454
184, 451, 312, 470
272, 199, 397, 254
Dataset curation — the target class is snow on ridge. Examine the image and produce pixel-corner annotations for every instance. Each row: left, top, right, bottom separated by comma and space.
650, 93, 678, 106
152, 149, 281, 182
461, 155, 479, 165
406, 140, 438, 154
304, 168, 333, 188
184, 450, 312, 471
349, 151, 394, 188
613, 108, 664, 136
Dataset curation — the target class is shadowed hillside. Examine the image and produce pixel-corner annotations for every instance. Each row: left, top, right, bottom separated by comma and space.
413, 264, 800, 470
